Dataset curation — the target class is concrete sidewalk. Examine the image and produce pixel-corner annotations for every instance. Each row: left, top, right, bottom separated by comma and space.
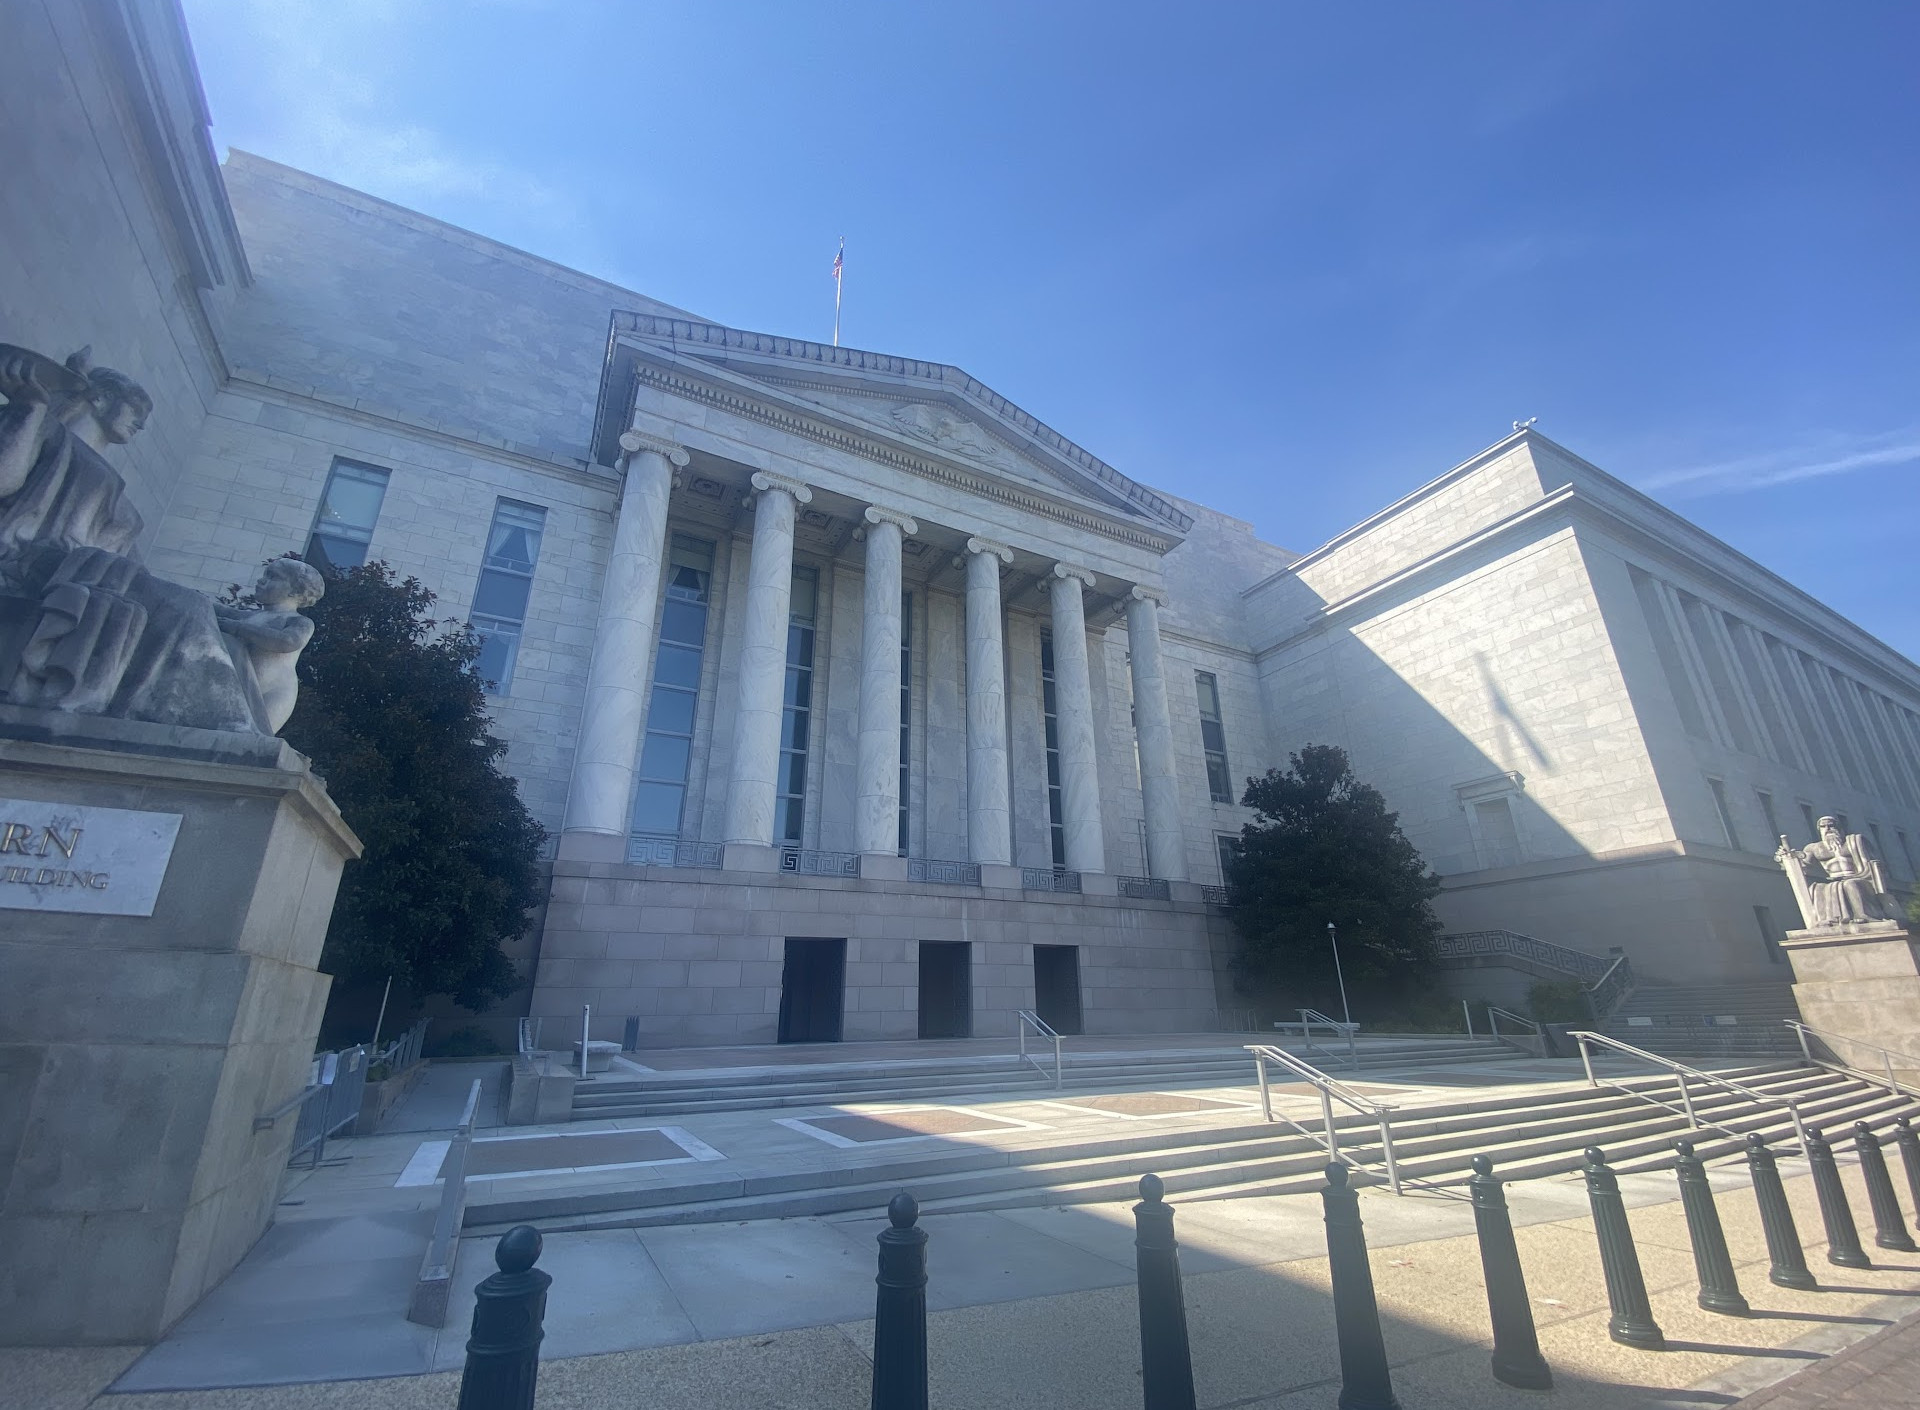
10, 1150, 1916, 1408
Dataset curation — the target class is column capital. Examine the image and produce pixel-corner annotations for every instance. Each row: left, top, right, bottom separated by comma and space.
1129, 584, 1169, 607
749, 469, 814, 505
617, 429, 691, 468
863, 504, 919, 535
965, 535, 1014, 564
1051, 561, 1097, 588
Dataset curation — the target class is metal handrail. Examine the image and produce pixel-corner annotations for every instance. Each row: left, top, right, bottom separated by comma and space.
1786, 1021, 1920, 1100
1486, 1005, 1542, 1047
1245, 1044, 1401, 1194
1017, 1010, 1062, 1088
1568, 1029, 1808, 1154
1587, 954, 1635, 1016
1274, 1008, 1360, 1070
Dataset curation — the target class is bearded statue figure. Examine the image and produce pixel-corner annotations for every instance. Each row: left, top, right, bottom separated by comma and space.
1775, 816, 1898, 930
0, 342, 320, 736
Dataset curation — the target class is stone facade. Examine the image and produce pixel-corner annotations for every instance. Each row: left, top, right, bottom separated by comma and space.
13, 1, 1920, 1052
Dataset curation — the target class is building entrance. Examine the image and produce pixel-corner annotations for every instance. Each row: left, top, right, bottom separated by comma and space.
777, 937, 845, 1043
1032, 944, 1083, 1035
917, 941, 972, 1039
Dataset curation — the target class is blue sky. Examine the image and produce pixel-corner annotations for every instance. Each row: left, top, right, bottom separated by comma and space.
182, 1, 1919, 655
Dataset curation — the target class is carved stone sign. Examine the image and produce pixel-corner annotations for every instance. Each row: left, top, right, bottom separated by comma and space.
0, 798, 182, 915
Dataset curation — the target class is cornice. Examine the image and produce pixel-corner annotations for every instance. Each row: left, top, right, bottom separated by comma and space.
626, 357, 1180, 554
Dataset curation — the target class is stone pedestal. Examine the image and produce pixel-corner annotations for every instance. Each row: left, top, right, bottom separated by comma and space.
0, 708, 360, 1344
1781, 921, 1920, 1085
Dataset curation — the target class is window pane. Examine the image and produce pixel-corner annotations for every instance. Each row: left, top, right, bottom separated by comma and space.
472, 569, 532, 622
1196, 672, 1221, 719
789, 568, 818, 624
654, 643, 702, 688
306, 532, 368, 573
784, 665, 811, 708
629, 782, 684, 835
779, 797, 805, 844
646, 686, 695, 735
786, 624, 814, 668
486, 501, 546, 571
783, 751, 808, 795
475, 627, 517, 693
660, 600, 707, 647
782, 708, 810, 752
638, 733, 691, 783
1200, 719, 1227, 752
318, 469, 387, 535
1206, 758, 1232, 803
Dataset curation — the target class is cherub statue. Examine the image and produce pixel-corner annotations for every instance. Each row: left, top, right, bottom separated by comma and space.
1775, 816, 1897, 929
215, 558, 326, 734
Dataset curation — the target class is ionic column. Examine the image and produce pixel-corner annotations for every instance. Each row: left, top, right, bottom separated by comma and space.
723, 471, 812, 845
856, 505, 917, 858
560, 432, 687, 854
964, 537, 1014, 866
1049, 562, 1105, 874
1127, 585, 1188, 881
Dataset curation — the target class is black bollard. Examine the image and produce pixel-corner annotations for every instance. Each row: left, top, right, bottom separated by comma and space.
456, 1225, 551, 1410
1854, 1123, 1918, 1253
1897, 1116, 1920, 1217
1806, 1125, 1872, 1269
1133, 1174, 1198, 1410
1467, 1155, 1552, 1390
1581, 1147, 1665, 1350
1745, 1134, 1817, 1290
1673, 1140, 1749, 1315
1320, 1163, 1402, 1410
871, 1192, 929, 1410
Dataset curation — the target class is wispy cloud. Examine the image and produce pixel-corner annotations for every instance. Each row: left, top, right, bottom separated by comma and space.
1637, 430, 1920, 498
186, 0, 571, 226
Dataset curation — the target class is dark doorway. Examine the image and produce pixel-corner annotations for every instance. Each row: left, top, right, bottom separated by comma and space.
1032, 944, 1083, 1035
917, 941, 972, 1039
778, 937, 845, 1043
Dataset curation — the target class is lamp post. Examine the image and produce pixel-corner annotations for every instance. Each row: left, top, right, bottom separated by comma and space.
1328, 922, 1353, 1030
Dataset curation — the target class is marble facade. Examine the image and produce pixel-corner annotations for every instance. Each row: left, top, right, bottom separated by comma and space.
12, 0, 1920, 1052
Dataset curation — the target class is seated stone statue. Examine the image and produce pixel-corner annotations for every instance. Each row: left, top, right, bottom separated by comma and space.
0, 345, 146, 568
214, 559, 325, 733
1776, 816, 1896, 929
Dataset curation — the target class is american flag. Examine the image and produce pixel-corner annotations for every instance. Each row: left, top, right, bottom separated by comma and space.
832, 238, 844, 282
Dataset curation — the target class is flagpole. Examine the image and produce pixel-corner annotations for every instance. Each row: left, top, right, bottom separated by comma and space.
832, 236, 844, 347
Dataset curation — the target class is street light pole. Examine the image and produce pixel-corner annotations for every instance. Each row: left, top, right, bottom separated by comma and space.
1328, 922, 1352, 1030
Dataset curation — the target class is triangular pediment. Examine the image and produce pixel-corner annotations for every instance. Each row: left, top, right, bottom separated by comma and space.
597, 313, 1193, 538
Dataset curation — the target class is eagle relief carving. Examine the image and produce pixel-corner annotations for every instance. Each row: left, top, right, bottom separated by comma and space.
888, 402, 1010, 467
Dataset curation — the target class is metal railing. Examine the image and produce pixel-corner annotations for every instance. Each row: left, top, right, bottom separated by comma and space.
1245, 1044, 1401, 1194
907, 857, 982, 886
373, 1018, 429, 1075
1786, 1021, 1920, 1100
1568, 1030, 1809, 1154
1273, 1008, 1360, 1070
1021, 867, 1082, 893
1485, 1005, 1542, 1049
257, 1043, 370, 1168
408, 1077, 483, 1327
1436, 930, 1637, 1017
1117, 874, 1171, 901
1016, 1009, 1062, 1088
1587, 955, 1636, 1016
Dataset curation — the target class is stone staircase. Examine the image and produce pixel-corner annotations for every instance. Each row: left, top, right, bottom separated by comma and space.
469, 1062, 1917, 1235
567, 1035, 1513, 1122
1601, 982, 1803, 1060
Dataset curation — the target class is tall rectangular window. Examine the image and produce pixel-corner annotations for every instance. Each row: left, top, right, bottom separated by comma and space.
1899, 831, 1916, 879
629, 535, 715, 839
1755, 790, 1781, 846
1799, 801, 1819, 841
1215, 834, 1241, 884
1707, 777, 1741, 850
1196, 671, 1233, 804
471, 499, 546, 694
899, 591, 912, 856
1473, 797, 1522, 869
1040, 631, 1066, 867
777, 567, 819, 846
305, 459, 389, 572
1754, 905, 1785, 965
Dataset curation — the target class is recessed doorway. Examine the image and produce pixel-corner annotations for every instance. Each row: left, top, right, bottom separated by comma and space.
778, 937, 845, 1043
1032, 943, 1083, 1035
917, 941, 972, 1039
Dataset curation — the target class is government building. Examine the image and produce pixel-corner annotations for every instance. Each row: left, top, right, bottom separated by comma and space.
13, 0, 1920, 1050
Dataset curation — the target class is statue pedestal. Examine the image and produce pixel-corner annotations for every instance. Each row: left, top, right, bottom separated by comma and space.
1780, 920, 1920, 1085
0, 707, 360, 1344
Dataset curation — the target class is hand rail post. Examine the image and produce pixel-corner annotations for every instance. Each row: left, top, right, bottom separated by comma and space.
1744, 1133, 1817, 1289
1462, 1000, 1473, 1040
1053, 1030, 1062, 1089
1132, 1175, 1198, 1410
1854, 1123, 1918, 1252
1378, 1113, 1400, 1196
1578, 1033, 1596, 1088
1787, 1101, 1810, 1157
1793, 1020, 1812, 1064
1676, 1071, 1696, 1129
1581, 1147, 1665, 1349
1886, 1052, 1899, 1091
578, 1003, 590, 1077
1254, 1050, 1272, 1122
1806, 1126, 1872, 1269
1673, 1140, 1750, 1315
1467, 1156, 1552, 1389
1321, 1087, 1338, 1162
1319, 1164, 1401, 1410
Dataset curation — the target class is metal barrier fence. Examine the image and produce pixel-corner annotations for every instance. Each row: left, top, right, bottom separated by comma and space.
257, 1043, 371, 1169
374, 1018, 430, 1076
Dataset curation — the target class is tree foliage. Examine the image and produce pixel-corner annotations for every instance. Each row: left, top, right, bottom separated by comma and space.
1224, 744, 1441, 1008
279, 561, 546, 1008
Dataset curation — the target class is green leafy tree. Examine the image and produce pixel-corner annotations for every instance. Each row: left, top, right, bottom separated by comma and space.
1225, 744, 1442, 1009
278, 561, 546, 1009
